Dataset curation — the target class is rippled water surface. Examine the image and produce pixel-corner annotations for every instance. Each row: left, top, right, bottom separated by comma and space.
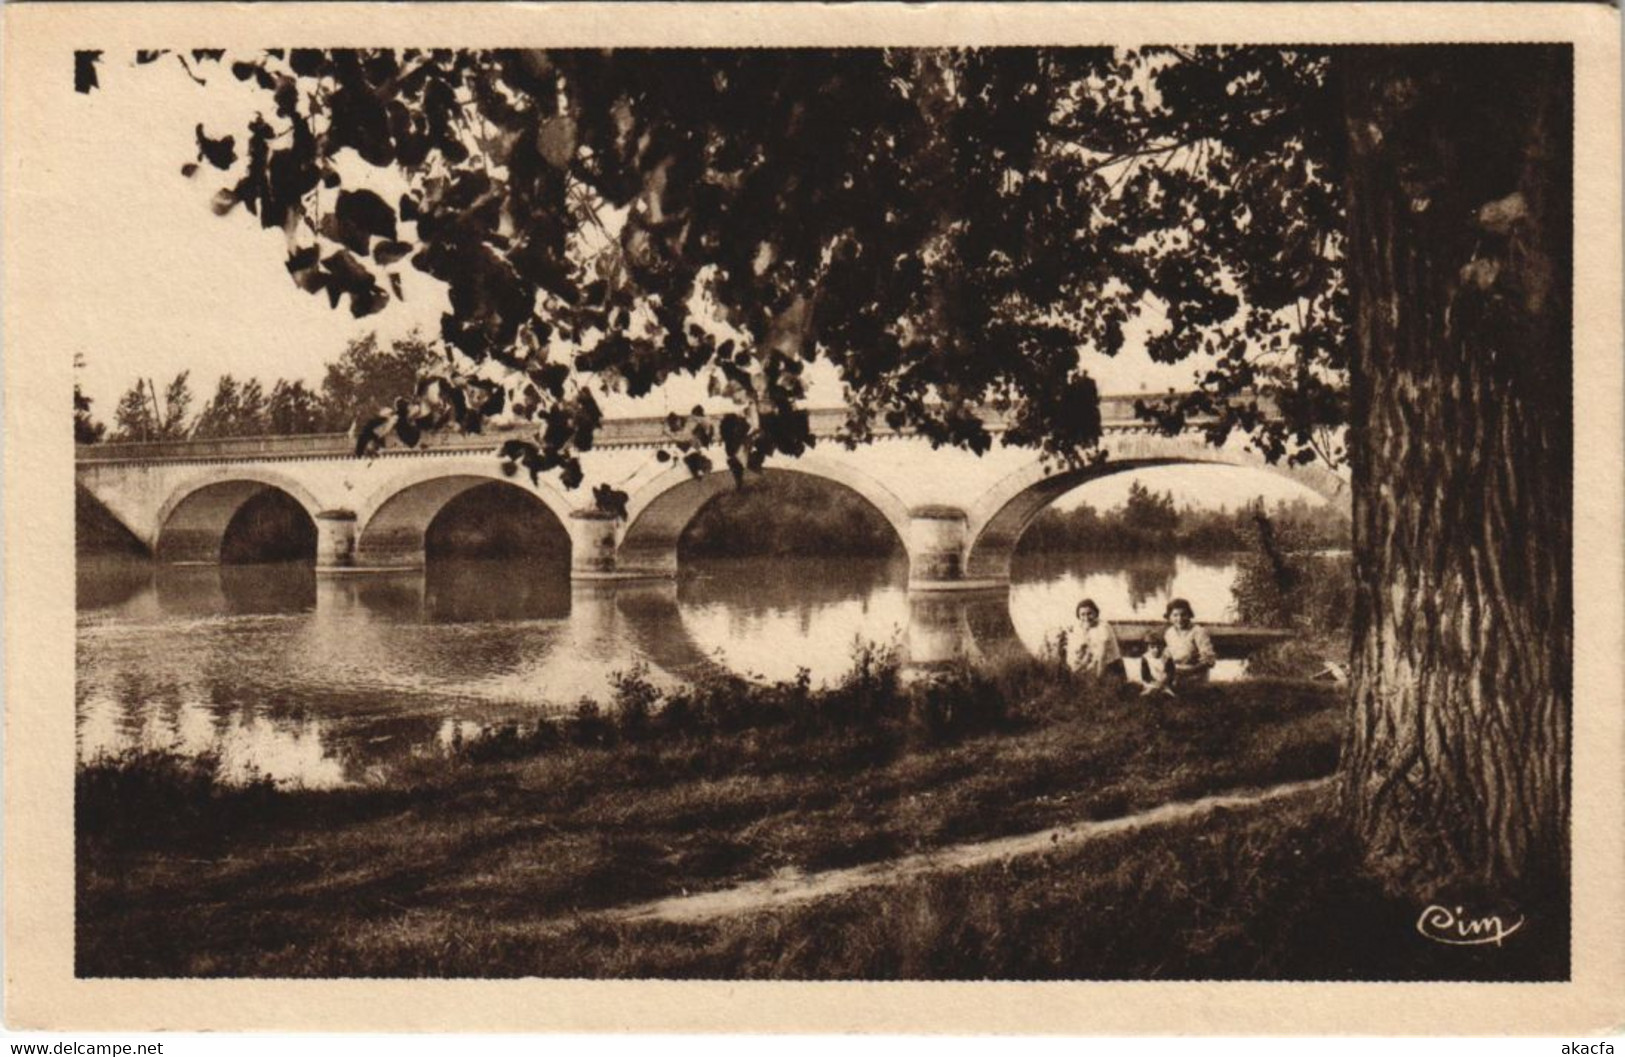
77, 552, 1242, 788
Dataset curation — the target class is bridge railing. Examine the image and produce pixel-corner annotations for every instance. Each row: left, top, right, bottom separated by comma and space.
74, 394, 1207, 465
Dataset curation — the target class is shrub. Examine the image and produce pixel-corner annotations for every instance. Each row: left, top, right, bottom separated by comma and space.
438, 633, 1080, 766
610, 665, 662, 740
567, 700, 616, 748
907, 663, 1007, 741
77, 749, 279, 846
1232, 506, 1352, 633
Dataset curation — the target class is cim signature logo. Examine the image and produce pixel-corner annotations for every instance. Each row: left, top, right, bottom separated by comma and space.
1415, 903, 1525, 947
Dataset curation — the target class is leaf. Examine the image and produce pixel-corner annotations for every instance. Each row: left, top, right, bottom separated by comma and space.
682, 451, 712, 478
571, 390, 603, 449
285, 245, 320, 273
336, 188, 398, 242
321, 249, 388, 317
500, 438, 538, 463
394, 416, 421, 447
322, 189, 397, 256
592, 484, 630, 520
537, 113, 578, 170
274, 80, 300, 118
326, 82, 394, 167
288, 49, 325, 77
196, 124, 237, 170
530, 362, 569, 399
350, 284, 391, 318
719, 413, 749, 456
74, 51, 101, 94
374, 239, 413, 266
354, 414, 388, 457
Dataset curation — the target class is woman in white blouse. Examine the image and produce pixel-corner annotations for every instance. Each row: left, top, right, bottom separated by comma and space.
1074, 598, 1123, 681
1163, 597, 1217, 682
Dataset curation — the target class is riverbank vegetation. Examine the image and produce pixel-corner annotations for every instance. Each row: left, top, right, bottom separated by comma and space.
78, 652, 1350, 978
681, 474, 1351, 563
1019, 481, 1351, 556
681, 474, 903, 558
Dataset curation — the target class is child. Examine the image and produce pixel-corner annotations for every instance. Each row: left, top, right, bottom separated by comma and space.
1135, 631, 1177, 698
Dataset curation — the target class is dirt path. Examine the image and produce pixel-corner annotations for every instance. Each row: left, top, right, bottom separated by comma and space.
611, 776, 1334, 925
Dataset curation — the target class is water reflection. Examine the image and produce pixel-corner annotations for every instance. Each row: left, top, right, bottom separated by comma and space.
1007, 552, 1238, 652
78, 678, 349, 789
426, 559, 572, 622
1123, 553, 1179, 610
77, 552, 1246, 788
76, 555, 153, 611
145, 562, 317, 616
677, 557, 911, 681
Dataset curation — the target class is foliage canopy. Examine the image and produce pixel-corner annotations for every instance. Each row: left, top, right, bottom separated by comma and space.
87, 47, 1349, 495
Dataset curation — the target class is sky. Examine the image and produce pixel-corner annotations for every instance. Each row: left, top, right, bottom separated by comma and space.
63, 53, 1331, 512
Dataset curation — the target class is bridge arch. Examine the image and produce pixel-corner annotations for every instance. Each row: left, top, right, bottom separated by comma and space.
617, 457, 913, 576
155, 470, 324, 564
963, 437, 1348, 581
355, 461, 576, 568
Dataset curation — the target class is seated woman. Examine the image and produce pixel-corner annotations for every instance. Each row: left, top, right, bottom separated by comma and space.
1163, 597, 1217, 683
1073, 598, 1123, 682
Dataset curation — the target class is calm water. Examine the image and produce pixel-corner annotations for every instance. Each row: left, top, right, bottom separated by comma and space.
76, 552, 1242, 788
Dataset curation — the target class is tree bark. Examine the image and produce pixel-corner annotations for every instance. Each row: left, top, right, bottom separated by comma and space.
1340, 46, 1572, 897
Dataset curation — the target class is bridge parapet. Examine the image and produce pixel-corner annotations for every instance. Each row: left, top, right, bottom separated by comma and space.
72, 394, 1218, 466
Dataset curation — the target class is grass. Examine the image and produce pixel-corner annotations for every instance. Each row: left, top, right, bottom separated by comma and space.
78, 654, 1354, 978
520, 787, 1567, 982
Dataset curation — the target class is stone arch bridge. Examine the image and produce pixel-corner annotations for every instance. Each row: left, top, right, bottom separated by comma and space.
76, 395, 1346, 592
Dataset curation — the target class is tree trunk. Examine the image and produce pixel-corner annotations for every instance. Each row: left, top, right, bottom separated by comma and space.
1340, 46, 1572, 897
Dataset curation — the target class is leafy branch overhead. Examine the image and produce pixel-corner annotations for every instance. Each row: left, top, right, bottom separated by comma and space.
95, 47, 1350, 496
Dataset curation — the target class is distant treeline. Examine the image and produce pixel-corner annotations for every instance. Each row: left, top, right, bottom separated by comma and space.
1017, 481, 1350, 555
682, 476, 1349, 560
79, 335, 439, 443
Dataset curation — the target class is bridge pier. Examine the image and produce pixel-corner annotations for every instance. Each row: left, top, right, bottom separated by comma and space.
568, 510, 619, 577
568, 510, 673, 582
906, 506, 1008, 592
313, 510, 358, 571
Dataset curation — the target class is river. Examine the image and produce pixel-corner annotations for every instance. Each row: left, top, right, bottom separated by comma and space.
76, 552, 1245, 788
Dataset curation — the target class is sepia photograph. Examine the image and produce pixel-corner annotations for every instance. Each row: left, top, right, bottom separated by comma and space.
5, 0, 1623, 1036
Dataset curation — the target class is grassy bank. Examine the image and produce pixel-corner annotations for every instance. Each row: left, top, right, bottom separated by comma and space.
525, 787, 1566, 981
79, 659, 1349, 977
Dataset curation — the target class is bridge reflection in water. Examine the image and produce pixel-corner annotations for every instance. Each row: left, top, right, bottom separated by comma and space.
76, 553, 1253, 790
